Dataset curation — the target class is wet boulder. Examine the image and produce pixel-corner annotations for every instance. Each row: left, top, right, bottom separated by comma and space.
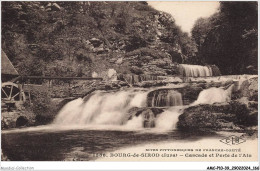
238, 77, 258, 101
177, 101, 254, 131
177, 104, 237, 131
236, 97, 257, 112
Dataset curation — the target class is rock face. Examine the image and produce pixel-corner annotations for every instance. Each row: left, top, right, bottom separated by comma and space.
177, 101, 256, 131
238, 77, 258, 101
127, 107, 164, 128
124, 48, 176, 76
4, 2, 197, 79
233, 77, 258, 126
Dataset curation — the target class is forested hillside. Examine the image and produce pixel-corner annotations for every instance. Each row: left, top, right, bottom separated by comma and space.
192, 1, 258, 74
2, 1, 197, 77
2, 1, 257, 76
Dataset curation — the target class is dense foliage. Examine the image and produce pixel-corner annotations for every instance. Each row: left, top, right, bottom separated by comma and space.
2, 2, 257, 76
192, 2, 258, 74
2, 1, 197, 76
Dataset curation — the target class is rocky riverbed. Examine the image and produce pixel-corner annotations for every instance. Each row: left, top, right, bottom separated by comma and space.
1, 75, 258, 134
1, 75, 258, 163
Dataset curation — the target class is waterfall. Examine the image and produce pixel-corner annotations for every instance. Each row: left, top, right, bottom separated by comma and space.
53, 90, 148, 125
125, 115, 143, 129
193, 84, 234, 105
53, 88, 184, 129
155, 107, 184, 130
52, 82, 234, 130
147, 89, 183, 107
179, 64, 221, 77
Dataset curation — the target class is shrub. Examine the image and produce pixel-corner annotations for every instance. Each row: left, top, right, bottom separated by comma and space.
24, 87, 59, 125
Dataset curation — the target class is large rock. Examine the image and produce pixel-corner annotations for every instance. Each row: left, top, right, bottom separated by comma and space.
236, 97, 257, 112
177, 101, 255, 131
92, 68, 118, 81
237, 77, 258, 101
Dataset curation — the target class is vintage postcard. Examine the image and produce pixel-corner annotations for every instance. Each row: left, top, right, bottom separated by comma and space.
1, 1, 259, 170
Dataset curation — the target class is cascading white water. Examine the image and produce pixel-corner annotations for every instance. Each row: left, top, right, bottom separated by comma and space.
179, 64, 213, 77
125, 115, 143, 129
193, 84, 234, 105
150, 90, 183, 107
155, 107, 184, 130
53, 90, 148, 126
53, 83, 234, 130
53, 88, 184, 130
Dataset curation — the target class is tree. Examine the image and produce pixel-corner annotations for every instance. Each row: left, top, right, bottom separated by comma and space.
192, 1, 258, 74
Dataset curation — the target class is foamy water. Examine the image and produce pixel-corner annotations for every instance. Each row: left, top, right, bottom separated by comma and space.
53, 88, 184, 130
155, 107, 184, 130
193, 85, 234, 105
179, 64, 213, 77
2, 73, 257, 162
52, 83, 234, 131
2, 82, 236, 135
53, 90, 149, 125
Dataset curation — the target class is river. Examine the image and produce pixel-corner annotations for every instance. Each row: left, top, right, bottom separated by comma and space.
2, 127, 223, 161
1, 68, 257, 161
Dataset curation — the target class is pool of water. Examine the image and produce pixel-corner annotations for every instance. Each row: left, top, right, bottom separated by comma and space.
1, 128, 220, 161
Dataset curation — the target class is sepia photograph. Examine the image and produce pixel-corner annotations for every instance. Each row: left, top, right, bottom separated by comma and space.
1, 0, 258, 169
